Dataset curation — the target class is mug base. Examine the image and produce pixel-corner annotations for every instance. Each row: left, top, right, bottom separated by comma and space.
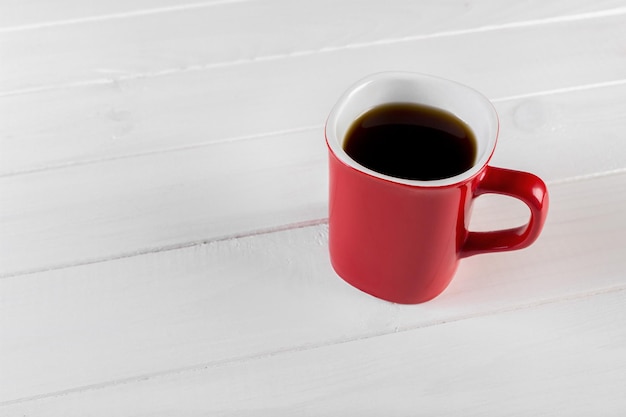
330, 258, 455, 305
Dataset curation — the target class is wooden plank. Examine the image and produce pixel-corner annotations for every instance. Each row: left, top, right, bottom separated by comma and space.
1, 0, 623, 92
2, 13, 626, 175
1, 83, 626, 277
1, 172, 625, 402
0, 0, 238, 28
0, 128, 327, 276
2, 271, 625, 413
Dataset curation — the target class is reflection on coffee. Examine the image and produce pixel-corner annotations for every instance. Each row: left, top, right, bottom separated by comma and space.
343, 103, 477, 181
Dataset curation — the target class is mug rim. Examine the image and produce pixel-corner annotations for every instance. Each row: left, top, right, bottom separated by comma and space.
325, 72, 499, 188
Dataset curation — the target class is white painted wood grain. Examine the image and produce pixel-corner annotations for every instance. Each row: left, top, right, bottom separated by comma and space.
1, 172, 625, 403
0, 0, 245, 29
0, 128, 327, 276
2, 280, 624, 414
1, 83, 625, 277
2, 13, 626, 175
1, 0, 623, 93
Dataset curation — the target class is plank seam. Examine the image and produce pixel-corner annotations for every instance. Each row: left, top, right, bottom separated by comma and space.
491, 79, 626, 102
0, 0, 255, 32
0, 218, 328, 279
1, 284, 623, 406
1, 79, 625, 178
2, 167, 626, 279
1, 7, 625, 97
0, 125, 323, 178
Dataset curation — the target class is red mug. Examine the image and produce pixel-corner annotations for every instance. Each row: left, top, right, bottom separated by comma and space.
325, 72, 549, 304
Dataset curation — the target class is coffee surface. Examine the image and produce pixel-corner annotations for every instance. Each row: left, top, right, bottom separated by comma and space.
343, 103, 477, 181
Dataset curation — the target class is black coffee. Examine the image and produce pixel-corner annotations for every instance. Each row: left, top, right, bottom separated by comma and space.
343, 103, 477, 181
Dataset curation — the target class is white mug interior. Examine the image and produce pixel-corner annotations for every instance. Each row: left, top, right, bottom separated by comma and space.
325, 72, 499, 187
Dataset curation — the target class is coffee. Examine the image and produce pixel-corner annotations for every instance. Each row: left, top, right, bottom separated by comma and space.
343, 103, 477, 181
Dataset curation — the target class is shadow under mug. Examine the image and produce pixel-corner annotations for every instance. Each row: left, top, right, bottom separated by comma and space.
325, 72, 549, 304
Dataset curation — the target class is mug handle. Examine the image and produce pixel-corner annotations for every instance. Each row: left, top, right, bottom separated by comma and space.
460, 166, 549, 258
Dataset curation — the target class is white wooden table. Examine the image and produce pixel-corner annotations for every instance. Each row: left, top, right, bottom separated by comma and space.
1, 0, 626, 414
